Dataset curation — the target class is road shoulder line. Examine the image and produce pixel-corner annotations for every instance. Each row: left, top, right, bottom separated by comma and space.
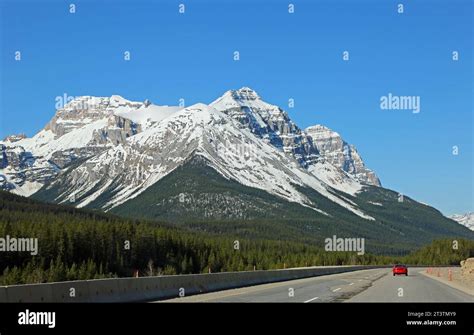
419, 270, 474, 297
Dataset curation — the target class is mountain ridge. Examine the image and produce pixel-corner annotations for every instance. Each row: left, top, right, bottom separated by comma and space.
1, 88, 379, 208
2, 87, 471, 253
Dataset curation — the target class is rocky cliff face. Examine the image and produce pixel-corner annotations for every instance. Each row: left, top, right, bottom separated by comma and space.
0, 95, 143, 194
210, 87, 319, 168
305, 125, 381, 186
0, 144, 58, 196
45, 96, 141, 141
2, 134, 26, 143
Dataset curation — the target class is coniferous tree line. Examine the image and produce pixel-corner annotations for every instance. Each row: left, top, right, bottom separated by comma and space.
0, 191, 472, 285
401, 239, 474, 265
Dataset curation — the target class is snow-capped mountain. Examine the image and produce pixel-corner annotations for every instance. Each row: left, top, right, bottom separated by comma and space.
25, 102, 371, 219
1, 88, 378, 211
210, 88, 364, 195
2, 87, 472, 248
2, 87, 472, 252
0, 95, 179, 196
305, 125, 381, 186
450, 213, 474, 231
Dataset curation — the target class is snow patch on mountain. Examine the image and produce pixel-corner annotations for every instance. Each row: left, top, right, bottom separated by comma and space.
307, 161, 362, 196
368, 201, 383, 206
450, 213, 474, 231
0, 170, 43, 197
115, 105, 182, 129
16, 120, 108, 159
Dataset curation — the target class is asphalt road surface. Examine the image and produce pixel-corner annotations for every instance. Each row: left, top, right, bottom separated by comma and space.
161, 268, 474, 303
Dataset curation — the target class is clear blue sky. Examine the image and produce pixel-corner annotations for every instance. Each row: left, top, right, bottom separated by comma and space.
0, 0, 472, 215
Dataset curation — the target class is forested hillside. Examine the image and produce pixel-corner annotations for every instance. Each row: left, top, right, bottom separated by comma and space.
0, 191, 472, 285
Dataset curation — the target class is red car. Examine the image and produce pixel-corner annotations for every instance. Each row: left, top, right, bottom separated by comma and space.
393, 264, 408, 276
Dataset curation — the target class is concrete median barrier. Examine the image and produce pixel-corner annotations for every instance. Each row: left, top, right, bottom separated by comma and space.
5, 282, 53, 303
50, 280, 90, 302
0, 265, 382, 302
0, 286, 7, 302
87, 278, 121, 302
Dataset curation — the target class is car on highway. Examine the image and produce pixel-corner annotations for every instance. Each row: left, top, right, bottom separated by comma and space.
392, 264, 408, 276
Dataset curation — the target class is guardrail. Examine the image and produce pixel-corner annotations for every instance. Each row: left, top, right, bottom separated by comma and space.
0, 265, 386, 302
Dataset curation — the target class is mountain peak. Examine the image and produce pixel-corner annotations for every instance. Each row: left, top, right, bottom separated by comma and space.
231, 87, 261, 101
210, 88, 323, 170
211, 87, 265, 108
3, 133, 27, 143
306, 125, 381, 186
109, 94, 128, 104
305, 125, 341, 139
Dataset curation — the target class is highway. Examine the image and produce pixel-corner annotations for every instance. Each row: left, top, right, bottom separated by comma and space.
161, 268, 474, 303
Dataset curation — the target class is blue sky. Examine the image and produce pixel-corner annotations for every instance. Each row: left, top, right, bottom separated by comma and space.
0, 0, 472, 215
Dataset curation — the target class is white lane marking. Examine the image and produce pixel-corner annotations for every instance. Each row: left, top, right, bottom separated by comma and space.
358, 279, 363, 282
349, 282, 354, 286
304, 296, 319, 303
332, 288, 341, 292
